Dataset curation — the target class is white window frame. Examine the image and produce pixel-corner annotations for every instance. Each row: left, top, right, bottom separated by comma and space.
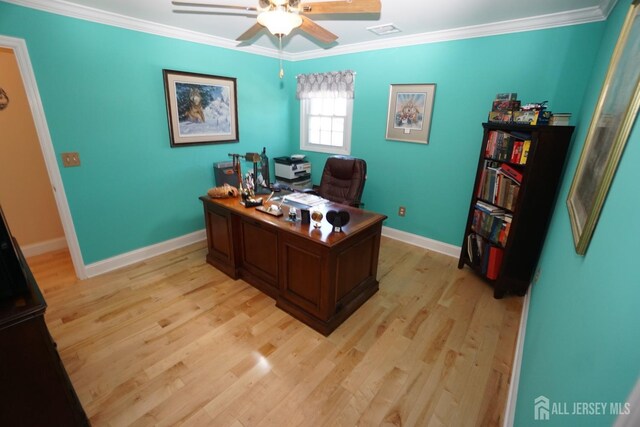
300, 97, 353, 155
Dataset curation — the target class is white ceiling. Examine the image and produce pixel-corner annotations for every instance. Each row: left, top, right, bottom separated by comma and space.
6, 0, 616, 58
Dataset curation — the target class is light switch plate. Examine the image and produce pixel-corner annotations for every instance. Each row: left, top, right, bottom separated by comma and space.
61, 152, 80, 167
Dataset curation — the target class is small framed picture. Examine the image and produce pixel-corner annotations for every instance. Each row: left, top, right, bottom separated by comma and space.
163, 69, 239, 147
386, 83, 436, 144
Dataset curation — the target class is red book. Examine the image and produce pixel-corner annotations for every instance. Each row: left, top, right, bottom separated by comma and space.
500, 163, 523, 183
486, 131, 498, 157
486, 246, 504, 280
510, 140, 523, 163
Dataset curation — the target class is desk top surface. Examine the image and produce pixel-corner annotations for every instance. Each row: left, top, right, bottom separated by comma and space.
200, 195, 387, 247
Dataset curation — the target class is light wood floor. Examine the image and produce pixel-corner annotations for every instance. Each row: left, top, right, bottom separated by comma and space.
27, 237, 522, 427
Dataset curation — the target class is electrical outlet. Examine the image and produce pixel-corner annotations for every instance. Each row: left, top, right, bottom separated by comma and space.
398, 206, 406, 217
61, 152, 81, 167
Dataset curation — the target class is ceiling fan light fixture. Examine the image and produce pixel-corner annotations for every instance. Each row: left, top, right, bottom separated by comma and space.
257, 8, 302, 36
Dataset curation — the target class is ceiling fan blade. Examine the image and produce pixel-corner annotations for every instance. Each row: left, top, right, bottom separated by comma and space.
301, 0, 381, 15
173, 10, 256, 17
171, 1, 257, 11
236, 22, 265, 41
299, 16, 337, 44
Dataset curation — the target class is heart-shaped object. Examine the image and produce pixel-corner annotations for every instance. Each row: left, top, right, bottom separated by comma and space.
326, 210, 350, 232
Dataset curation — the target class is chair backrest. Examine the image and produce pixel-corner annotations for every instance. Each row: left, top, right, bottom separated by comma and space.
318, 156, 367, 207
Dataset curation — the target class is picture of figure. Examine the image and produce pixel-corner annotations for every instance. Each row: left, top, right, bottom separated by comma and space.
175, 82, 231, 137
163, 69, 238, 146
394, 92, 426, 130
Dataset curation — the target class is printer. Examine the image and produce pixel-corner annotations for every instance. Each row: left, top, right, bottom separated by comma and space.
274, 156, 312, 190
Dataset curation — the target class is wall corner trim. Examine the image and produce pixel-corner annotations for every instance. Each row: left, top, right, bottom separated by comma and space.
84, 229, 206, 278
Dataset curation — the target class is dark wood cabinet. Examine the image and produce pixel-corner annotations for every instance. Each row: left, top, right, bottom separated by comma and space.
0, 249, 89, 426
458, 122, 574, 298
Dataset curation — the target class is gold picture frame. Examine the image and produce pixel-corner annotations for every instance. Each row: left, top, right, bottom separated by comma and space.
385, 84, 436, 144
567, 0, 640, 255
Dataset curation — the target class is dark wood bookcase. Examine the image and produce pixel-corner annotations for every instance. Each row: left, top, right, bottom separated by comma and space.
458, 122, 574, 298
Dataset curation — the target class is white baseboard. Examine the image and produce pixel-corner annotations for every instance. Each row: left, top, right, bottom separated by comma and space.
503, 289, 531, 427
84, 229, 206, 278
82, 225, 458, 278
21, 237, 67, 257
382, 226, 461, 258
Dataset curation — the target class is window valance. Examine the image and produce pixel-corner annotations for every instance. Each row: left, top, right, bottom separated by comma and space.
296, 70, 355, 99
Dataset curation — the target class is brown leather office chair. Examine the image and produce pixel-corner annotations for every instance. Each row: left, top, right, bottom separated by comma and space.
313, 156, 367, 208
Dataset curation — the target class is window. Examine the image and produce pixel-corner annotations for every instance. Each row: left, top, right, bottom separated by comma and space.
297, 70, 355, 155
300, 96, 353, 155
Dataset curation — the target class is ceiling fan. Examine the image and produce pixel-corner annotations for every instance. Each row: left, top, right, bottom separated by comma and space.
172, 0, 382, 45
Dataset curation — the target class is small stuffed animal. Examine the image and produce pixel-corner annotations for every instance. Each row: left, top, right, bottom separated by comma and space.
207, 183, 239, 198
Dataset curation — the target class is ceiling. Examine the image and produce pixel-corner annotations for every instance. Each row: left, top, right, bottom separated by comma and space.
6, 0, 616, 58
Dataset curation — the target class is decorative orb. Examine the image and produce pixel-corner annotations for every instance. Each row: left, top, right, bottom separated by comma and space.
311, 210, 323, 227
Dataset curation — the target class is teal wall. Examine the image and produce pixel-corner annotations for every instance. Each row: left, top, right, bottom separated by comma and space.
515, 1, 640, 425
3, 0, 639, 423
287, 24, 603, 245
0, 2, 292, 263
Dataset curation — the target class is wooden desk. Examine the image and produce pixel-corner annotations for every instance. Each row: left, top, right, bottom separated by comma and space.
200, 195, 387, 335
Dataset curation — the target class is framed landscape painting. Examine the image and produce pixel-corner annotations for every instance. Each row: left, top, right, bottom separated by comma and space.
566, 0, 640, 255
163, 69, 239, 146
385, 83, 436, 144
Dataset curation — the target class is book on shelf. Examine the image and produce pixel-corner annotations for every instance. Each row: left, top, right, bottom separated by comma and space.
467, 233, 481, 263
475, 200, 503, 214
468, 232, 506, 278
499, 163, 523, 183
482, 241, 491, 275
520, 140, 531, 164
486, 246, 504, 280
510, 140, 523, 163
485, 130, 531, 164
472, 208, 508, 246
498, 214, 512, 246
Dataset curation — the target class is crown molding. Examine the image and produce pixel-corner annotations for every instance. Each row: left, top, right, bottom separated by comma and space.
599, 0, 619, 17
290, 5, 611, 61
3, 0, 615, 62
2, 0, 281, 59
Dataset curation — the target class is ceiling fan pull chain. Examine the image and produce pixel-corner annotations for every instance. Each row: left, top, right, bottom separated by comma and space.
279, 34, 285, 79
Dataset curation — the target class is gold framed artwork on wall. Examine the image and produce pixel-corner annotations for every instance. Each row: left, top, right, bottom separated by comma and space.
567, 0, 640, 255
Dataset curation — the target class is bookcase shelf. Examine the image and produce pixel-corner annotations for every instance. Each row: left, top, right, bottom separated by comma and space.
458, 122, 574, 298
